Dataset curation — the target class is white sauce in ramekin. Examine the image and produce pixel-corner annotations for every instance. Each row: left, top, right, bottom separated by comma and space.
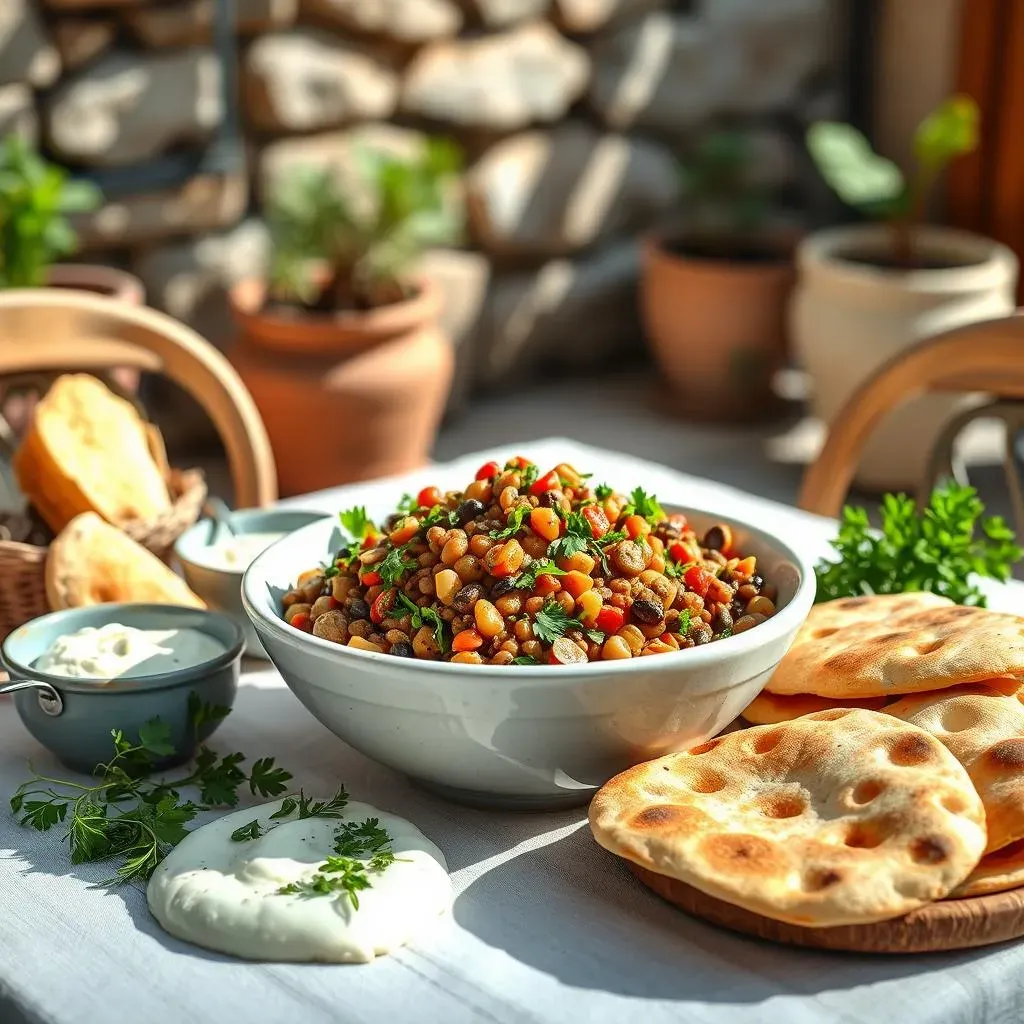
147, 798, 452, 963
34, 623, 225, 679
190, 532, 285, 572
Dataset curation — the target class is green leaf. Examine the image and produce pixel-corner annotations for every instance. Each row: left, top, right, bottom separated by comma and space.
806, 122, 907, 217
675, 609, 692, 635
396, 493, 418, 515
914, 96, 979, 169
138, 719, 175, 758
626, 487, 665, 524
396, 592, 447, 652
339, 506, 374, 541
296, 787, 350, 820
230, 819, 264, 842
196, 751, 247, 807
491, 505, 529, 539
270, 796, 299, 819
594, 484, 613, 500
377, 544, 419, 586
513, 559, 567, 590
513, 655, 541, 665
249, 757, 293, 798
532, 601, 576, 644
188, 692, 232, 737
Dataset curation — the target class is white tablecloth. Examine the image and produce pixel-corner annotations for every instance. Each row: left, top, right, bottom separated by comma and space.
3, 439, 1024, 1024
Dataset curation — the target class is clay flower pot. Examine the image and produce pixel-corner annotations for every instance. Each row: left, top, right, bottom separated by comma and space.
790, 225, 1019, 492
228, 277, 453, 497
641, 235, 794, 421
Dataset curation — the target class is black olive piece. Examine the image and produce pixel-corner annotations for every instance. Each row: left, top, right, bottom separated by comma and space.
631, 592, 664, 624
389, 641, 414, 658
452, 582, 484, 614
537, 490, 561, 508
751, 574, 765, 590
348, 598, 371, 620
492, 576, 519, 597
384, 513, 402, 531
703, 525, 728, 551
456, 499, 486, 524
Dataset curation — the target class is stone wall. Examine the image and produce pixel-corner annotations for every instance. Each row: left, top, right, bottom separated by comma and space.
5, 0, 845, 431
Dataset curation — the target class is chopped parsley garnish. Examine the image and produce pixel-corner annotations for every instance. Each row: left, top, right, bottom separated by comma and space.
594, 483, 613, 500
396, 493, 418, 515
491, 504, 529, 539
230, 787, 350, 844
547, 511, 591, 561
276, 817, 396, 909
377, 544, 419, 586
513, 559, 567, 589
532, 600, 604, 645
674, 609, 691, 635
520, 462, 540, 490
396, 593, 448, 651
339, 506, 375, 542
623, 488, 664, 524
513, 655, 541, 665
230, 819, 264, 842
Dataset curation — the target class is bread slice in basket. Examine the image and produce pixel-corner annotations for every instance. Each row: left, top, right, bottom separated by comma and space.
46, 513, 204, 611
12, 374, 171, 532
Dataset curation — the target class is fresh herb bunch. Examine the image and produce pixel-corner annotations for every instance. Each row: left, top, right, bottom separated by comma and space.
10, 697, 293, 884
814, 481, 1021, 606
532, 600, 604, 645
276, 817, 397, 909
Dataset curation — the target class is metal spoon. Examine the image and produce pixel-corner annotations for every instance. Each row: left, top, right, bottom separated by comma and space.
203, 496, 237, 544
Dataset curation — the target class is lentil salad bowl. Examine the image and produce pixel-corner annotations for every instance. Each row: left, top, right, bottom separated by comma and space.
243, 456, 816, 809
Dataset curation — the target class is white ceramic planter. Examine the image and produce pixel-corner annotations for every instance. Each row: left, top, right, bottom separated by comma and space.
790, 225, 1019, 492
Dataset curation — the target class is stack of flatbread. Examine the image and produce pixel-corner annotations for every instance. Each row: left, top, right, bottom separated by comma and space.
589, 594, 1024, 926
12, 374, 171, 533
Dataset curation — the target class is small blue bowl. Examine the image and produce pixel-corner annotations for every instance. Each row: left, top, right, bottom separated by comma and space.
1, 604, 244, 773
175, 508, 331, 659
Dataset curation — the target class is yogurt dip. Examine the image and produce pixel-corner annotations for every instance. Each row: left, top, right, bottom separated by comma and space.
147, 798, 452, 963
34, 622, 225, 679
192, 532, 285, 572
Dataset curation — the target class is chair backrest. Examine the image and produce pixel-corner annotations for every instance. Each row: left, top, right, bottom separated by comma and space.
0, 289, 277, 508
798, 313, 1024, 519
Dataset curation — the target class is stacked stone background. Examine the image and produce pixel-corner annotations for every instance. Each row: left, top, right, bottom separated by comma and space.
2, 0, 845, 435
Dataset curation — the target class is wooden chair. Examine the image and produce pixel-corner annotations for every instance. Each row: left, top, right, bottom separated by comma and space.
798, 314, 1024, 529
0, 288, 277, 508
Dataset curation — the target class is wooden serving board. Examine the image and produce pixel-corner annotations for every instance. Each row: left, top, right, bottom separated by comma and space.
630, 863, 1024, 954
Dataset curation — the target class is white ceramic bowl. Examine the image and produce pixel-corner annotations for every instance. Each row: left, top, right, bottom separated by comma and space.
243, 508, 816, 809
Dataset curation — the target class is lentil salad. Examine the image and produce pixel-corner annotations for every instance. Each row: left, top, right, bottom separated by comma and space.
280, 457, 779, 665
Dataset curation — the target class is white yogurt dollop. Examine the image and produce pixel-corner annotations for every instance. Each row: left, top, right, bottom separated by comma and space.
147, 799, 452, 963
191, 532, 285, 572
34, 623, 225, 679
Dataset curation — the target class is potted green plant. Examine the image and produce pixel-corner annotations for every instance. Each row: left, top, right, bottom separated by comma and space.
0, 134, 142, 302
228, 138, 463, 496
641, 130, 795, 420
792, 96, 1019, 492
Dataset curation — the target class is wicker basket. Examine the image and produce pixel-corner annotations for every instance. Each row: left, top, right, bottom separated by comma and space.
0, 468, 207, 643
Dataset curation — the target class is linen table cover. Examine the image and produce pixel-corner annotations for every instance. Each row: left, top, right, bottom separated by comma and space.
2, 439, 1023, 1024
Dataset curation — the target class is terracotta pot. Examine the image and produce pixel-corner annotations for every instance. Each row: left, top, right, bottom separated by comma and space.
0, 265, 147, 434
790, 225, 1019, 492
228, 277, 453, 496
641, 236, 794, 420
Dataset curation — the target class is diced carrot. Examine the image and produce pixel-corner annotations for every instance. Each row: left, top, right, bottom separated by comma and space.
534, 574, 562, 596
452, 629, 484, 653
555, 551, 595, 574
290, 613, 310, 631
530, 506, 561, 542
582, 504, 610, 538
561, 571, 594, 599
624, 515, 650, 540
707, 577, 734, 604
491, 538, 525, 577
388, 516, 420, 546
733, 555, 757, 579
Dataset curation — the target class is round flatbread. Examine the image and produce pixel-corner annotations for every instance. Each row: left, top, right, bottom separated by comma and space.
950, 838, 1024, 899
741, 690, 890, 726
885, 683, 1024, 854
46, 512, 204, 611
767, 596, 1024, 698
589, 709, 986, 927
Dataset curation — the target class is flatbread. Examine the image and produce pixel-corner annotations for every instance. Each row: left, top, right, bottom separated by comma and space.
46, 512, 204, 611
741, 690, 891, 726
767, 596, 1024, 698
885, 684, 1024, 853
950, 838, 1024, 898
13, 374, 170, 532
589, 709, 986, 927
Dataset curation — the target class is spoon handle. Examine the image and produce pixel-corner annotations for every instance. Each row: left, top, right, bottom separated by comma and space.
203, 496, 236, 538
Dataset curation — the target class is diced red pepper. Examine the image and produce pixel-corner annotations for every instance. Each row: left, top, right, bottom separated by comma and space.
582, 504, 610, 539
290, 612, 310, 631
370, 587, 397, 624
530, 469, 561, 496
476, 460, 501, 480
506, 456, 531, 469
360, 569, 382, 587
328, 596, 340, 610
361, 534, 378, 550
668, 540, 691, 564
452, 629, 484, 652
596, 605, 625, 633
684, 565, 715, 599
417, 485, 442, 508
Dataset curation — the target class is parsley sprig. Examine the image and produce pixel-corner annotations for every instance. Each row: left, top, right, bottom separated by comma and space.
622, 487, 664, 524
396, 592, 448, 651
532, 600, 604, 645
513, 559, 567, 590
277, 817, 396, 909
10, 697, 292, 884
378, 544, 420, 586
491, 505, 529, 539
339, 506, 375, 542
814, 481, 1022, 606
230, 787, 350, 842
